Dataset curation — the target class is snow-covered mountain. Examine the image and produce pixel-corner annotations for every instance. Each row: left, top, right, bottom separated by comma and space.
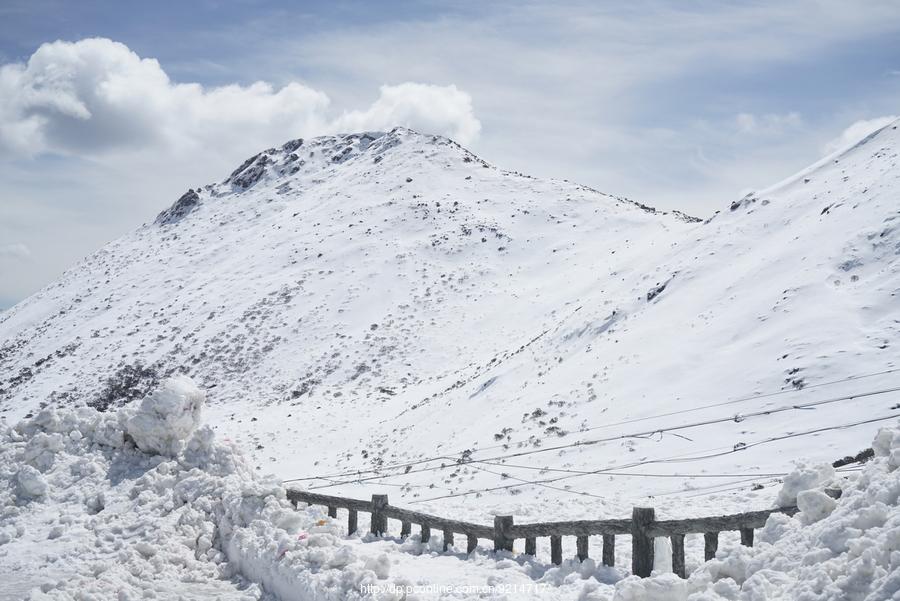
1, 123, 898, 525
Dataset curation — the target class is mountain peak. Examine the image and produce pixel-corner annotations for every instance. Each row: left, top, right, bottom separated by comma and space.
222, 127, 482, 191
154, 128, 493, 226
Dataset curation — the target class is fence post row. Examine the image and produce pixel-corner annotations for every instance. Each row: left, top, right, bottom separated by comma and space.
288, 489, 800, 579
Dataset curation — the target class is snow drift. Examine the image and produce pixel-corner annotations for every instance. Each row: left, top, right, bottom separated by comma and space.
0, 378, 393, 600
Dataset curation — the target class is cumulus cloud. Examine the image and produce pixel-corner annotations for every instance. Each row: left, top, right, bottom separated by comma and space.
333, 83, 480, 143
823, 116, 898, 154
0, 38, 480, 159
0, 243, 31, 260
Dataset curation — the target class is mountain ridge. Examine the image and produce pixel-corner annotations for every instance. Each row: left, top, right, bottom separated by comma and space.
155, 127, 701, 230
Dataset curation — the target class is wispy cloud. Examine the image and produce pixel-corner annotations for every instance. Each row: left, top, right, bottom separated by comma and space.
0, 242, 31, 260
735, 113, 803, 135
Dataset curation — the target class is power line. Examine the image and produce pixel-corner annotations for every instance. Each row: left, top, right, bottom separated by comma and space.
469, 458, 790, 478
461, 460, 866, 504
647, 475, 782, 498
406, 413, 898, 504
283, 367, 900, 484
306, 387, 896, 490
675, 478, 784, 500
431, 386, 900, 469
568, 366, 900, 436
303, 387, 899, 490
462, 460, 612, 500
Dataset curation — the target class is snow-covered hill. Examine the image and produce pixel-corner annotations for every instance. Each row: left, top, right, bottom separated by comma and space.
1, 122, 898, 532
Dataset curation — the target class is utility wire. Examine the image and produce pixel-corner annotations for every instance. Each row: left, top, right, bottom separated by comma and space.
302, 387, 899, 490
647, 475, 782, 498
461, 387, 900, 467
407, 413, 898, 504
675, 478, 784, 500
283, 367, 900, 484
469, 458, 789, 478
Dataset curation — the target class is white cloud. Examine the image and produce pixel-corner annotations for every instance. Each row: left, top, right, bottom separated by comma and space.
822, 116, 899, 155
333, 83, 480, 144
0, 38, 481, 160
0, 243, 31, 260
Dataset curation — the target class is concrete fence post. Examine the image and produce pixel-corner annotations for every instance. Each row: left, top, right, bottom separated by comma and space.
370, 494, 388, 535
631, 507, 656, 577
493, 515, 514, 552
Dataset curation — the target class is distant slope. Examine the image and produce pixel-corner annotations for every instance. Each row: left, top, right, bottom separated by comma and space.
1, 123, 898, 523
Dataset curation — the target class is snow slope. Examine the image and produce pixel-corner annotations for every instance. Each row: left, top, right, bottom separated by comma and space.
1, 122, 899, 540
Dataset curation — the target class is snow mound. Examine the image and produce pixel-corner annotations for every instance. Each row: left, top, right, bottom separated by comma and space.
15, 465, 47, 500
0, 380, 397, 600
125, 375, 204, 456
795, 489, 837, 525
612, 421, 900, 601
774, 462, 835, 507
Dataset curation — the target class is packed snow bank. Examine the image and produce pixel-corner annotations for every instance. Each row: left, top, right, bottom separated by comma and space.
612, 421, 900, 601
125, 375, 204, 456
774, 462, 835, 507
0, 378, 397, 600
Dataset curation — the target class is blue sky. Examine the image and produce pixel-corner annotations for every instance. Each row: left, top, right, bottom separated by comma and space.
1, 0, 899, 308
